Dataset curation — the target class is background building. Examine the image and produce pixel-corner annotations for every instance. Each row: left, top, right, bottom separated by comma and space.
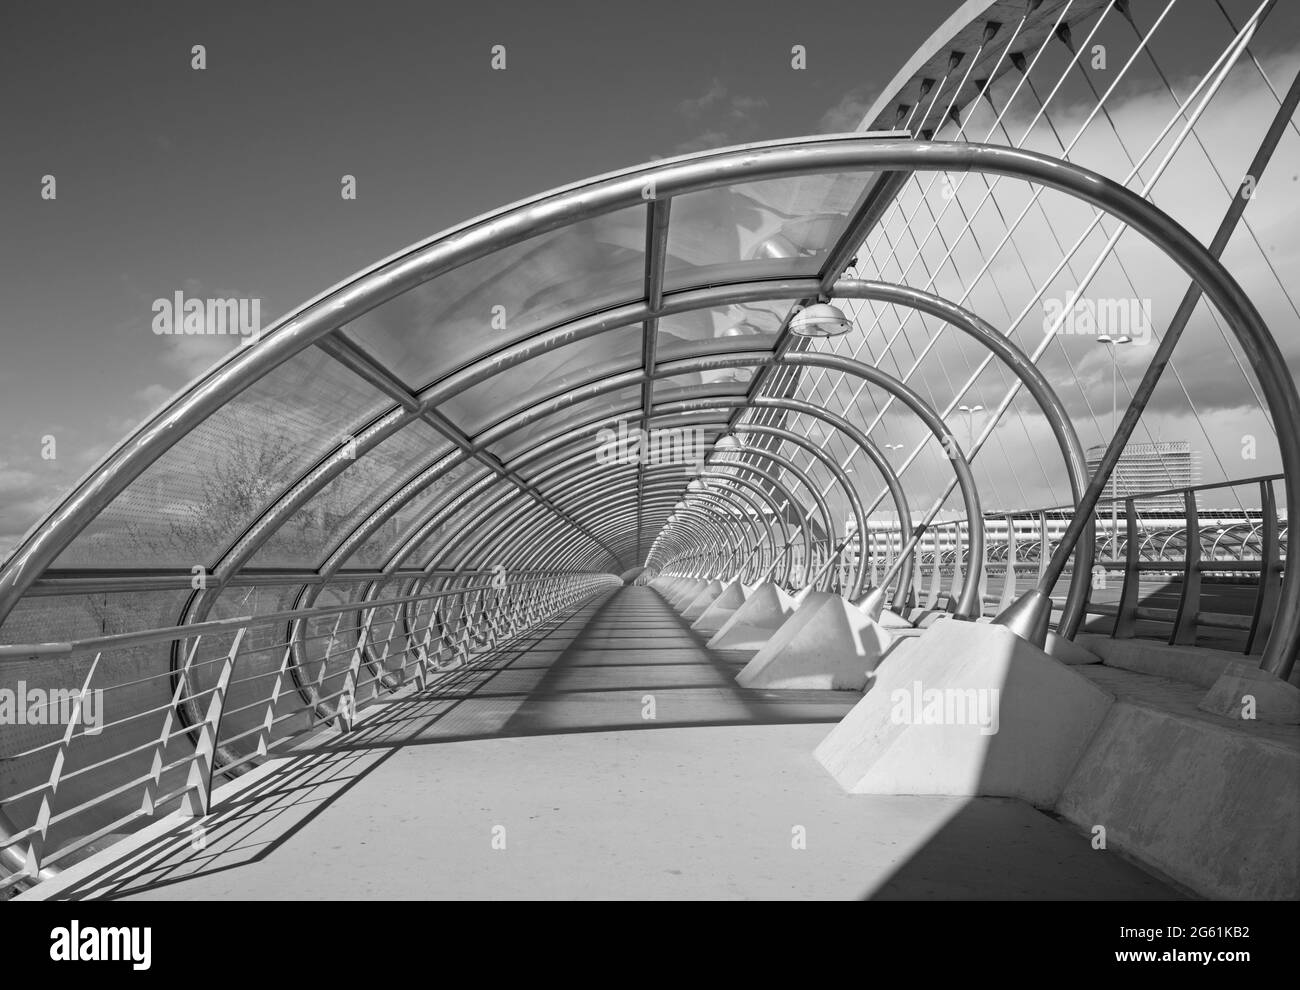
1085, 441, 1201, 511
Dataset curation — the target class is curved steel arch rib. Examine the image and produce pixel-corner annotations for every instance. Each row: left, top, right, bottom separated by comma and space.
5, 135, 1300, 882
174, 273, 1089, 653
7, 139, 1295, 665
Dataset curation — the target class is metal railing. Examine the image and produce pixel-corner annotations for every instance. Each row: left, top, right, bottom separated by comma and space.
858, 474, 1286, 655
0, 570, 618, 893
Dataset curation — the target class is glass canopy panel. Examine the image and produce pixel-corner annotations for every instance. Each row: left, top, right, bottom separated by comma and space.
486, 385, 643, 463
341, 458, 492, 570
554, 463, 640, 510
514, 420, 728, 485
404, 480, 506, 570
653, 371, 755, 404
440, 323, 644, 435
339, 205, 648, 389
662, 172, 875, 293
53, 349, 392, 569
244, 420, 451, 569
655, 299, 793, 362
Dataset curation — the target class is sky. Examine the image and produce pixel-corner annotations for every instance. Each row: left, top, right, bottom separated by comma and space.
0, 0, 1297, 557
0, 0, 959, 555
830, 29, 1300, 518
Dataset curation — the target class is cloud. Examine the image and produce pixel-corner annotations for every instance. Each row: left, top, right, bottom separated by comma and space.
673, 79, 768, 154
0, 272, 275, 559
673, 128, 737, 155
0, 453, 80, 560
729, 95, 767, 120
150, 277, 267, 380
819, 85, 876, 133
817, 47, 1300, 509
134, 382, 175, 409
677, 79, 728, 118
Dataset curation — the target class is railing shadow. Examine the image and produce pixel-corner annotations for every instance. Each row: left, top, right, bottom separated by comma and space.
42, 587, 854, 899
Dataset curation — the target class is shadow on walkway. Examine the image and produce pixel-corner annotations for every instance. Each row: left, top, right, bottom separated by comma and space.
43, 587, 856, 899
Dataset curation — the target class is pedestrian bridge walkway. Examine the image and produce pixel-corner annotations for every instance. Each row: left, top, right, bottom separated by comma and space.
20, 586, 1176, 901
4, 9, 1299, 904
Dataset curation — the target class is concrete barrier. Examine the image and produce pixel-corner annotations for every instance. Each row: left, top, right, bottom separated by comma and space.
668, 579, 705, 610
736, 592, 892, 691
873, 609, 914, 630
1076, 634, 1233, 688
690, 580, 747, 636
1057, 672, 1300, 899
681, 580, 724, 621
815, 621, 1113, 807
656, 577, 686, 602
1045, 632, 1102, 666
707, 583, 795, 651
1199, 660, 1300, 725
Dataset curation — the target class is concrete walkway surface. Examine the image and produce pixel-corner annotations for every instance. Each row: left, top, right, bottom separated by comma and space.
30, 587, 1180, 901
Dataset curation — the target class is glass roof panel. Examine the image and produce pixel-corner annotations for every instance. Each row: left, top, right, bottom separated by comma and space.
396, 465, 518, 571
245, 420, 451, 569
340, 205, 648, 389
487, 385, 643, 463
653, 370, 756, 403
342, 458, 493, 570
655, 299, 793, 362
53, 349, 392, 569
440, 323, 644, 434
662, 172, 875, 292
515, 421, 728, 484
406, 499, 490, 570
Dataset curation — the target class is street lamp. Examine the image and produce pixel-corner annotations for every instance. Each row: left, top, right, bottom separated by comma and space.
957, 404, 984, 449
883, 443, 905, 564
1097, 335, 1132, 558
789, 302, 854, 338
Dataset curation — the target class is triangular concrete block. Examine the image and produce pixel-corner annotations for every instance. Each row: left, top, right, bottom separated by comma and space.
674, 580, 707, 613
1045, 632, 1101, 665
668, 579, 704, 610
873, 609, 914, 630
691, 580, 747, 635
790, 586, 815, 609
916, 611, 950, 628
1199, 659, 1300, 724
657, 577, 683, 601
662, 578, 690, 607
682, 580, 724, 620
707, 582, 795, 651
737, 593, 893, 691
814, 620, 1113, 807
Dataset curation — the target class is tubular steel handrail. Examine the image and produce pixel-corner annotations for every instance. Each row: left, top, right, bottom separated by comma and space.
860, 474, 1285, 654
0, 570, 618, 893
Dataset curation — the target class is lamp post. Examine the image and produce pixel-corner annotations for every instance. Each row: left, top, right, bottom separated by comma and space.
1097, 335, 1132, 559
883, 443, 904, 564
957, 404, 983, 449
954, 407, 983, 600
